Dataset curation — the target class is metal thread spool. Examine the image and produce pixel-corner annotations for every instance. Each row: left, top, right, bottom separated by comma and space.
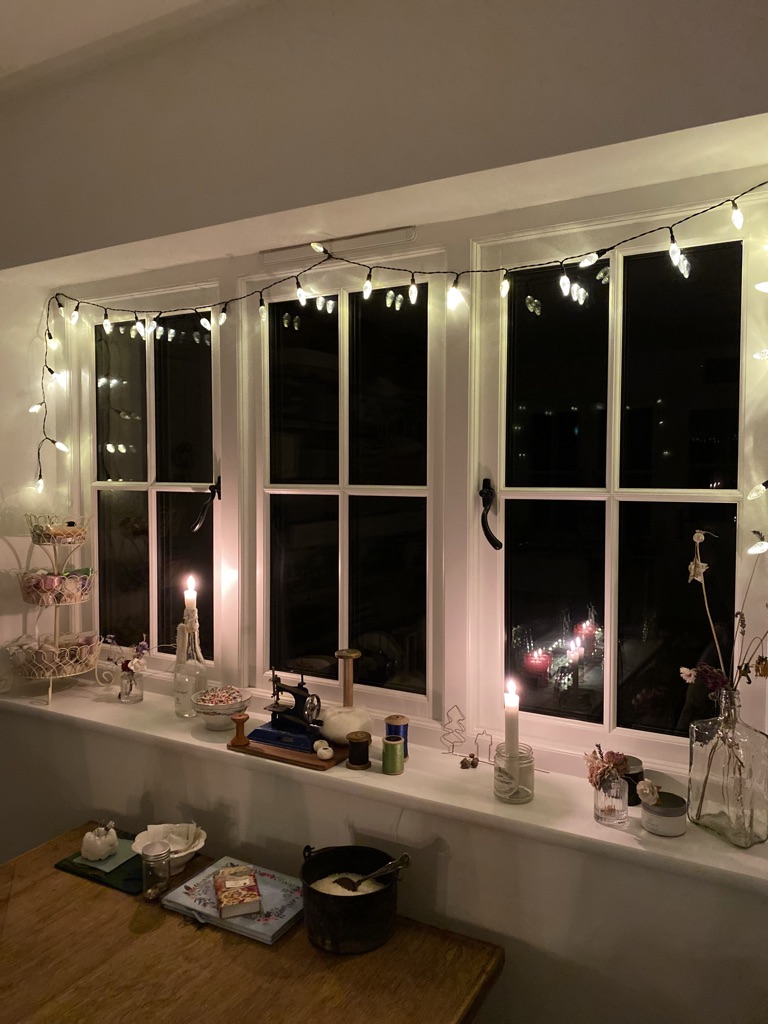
382, 735, 405, 775
346, 730, 372, 770
384, 714, 409, 759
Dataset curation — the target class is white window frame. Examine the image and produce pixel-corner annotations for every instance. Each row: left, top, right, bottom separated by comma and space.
471, 196, 768, 772
240, 248, 453, 729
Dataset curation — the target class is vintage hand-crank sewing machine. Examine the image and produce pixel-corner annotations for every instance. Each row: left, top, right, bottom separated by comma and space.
246, 669, 324, 753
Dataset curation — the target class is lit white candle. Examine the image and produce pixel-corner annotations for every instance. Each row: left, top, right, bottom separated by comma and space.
184, 575, 197, 610
504, 679, 520, 760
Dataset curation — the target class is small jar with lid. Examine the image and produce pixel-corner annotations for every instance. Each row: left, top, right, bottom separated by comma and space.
640, 792, 687, 837
624, 756, 644, 806
141, 840, 171, 901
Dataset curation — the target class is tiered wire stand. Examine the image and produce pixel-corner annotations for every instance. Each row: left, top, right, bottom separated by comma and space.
5, 514, 100, 704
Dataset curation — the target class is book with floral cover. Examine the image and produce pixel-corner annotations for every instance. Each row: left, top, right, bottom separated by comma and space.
162, 856, 303, 944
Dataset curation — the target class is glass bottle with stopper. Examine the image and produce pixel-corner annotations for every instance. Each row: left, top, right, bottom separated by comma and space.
173, 575, 205, 718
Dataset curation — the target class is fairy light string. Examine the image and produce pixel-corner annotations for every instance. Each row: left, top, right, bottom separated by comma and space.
32, 176, 768, 490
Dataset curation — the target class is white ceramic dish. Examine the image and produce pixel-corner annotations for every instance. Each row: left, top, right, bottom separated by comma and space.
132, 827, 207, 874
190, 688, 251, 730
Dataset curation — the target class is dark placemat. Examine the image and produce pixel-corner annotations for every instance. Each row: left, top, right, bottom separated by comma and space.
55, 828, 143, 895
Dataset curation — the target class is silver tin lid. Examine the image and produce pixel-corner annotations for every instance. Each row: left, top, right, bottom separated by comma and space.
141, 840, 171, 860
643, 792, 687, 817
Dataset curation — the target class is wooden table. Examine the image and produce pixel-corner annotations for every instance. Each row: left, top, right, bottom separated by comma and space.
0, 825, 504, 1024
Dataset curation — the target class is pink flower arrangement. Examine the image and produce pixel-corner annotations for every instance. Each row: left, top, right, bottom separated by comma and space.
584, 744, 629, 790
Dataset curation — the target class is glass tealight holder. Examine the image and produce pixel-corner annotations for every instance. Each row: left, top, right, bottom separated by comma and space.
493, 742, 534, 803
594, 777, 629, 827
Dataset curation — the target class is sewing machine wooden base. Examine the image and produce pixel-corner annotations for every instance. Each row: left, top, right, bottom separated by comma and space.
228, 713, 348, 771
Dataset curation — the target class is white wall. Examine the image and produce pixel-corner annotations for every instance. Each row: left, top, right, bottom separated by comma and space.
3, 711, 767, 1024
2, 0, 768, 269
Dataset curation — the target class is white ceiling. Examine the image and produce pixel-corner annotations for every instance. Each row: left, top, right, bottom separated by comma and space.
0, 0, 267, 81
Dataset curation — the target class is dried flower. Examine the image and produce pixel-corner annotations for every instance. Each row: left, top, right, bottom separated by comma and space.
105, 634, 149, 677
679, 666, 697, 685
636, 779, 660, 805
584, 743, 629, 790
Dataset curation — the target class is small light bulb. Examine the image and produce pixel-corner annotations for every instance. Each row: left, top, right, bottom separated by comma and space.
311, 242, 328, 254
363, 270, 373, 300
296, 278, 307, 305
755, 282, 768, 293
37, 475, 44, 494
70, 302, 80, 325
29, 403, 42, 413
106, 443, 116, 453
500, 272, 511, 299
559, 265, 570, 297
103, 310, 112, 334
731, 200, 744, 230
167, 328, 176, 341
315, 295, 325, 311
56, 297, 65, 317
146, 317, 157, 336
117, 443, 127, 453
668, 229, 681, 267
386, 290, 395, 308
678, 254, 691, 279
579, 252, 598, 268
752, 349, 768, 360
747, 481, 768, 500
259, 297, 267, 321
447, 275, 461, 310
218, 304, 228, 326
409, 274, 418, 304
570, 283, 580, 301
748, 540, 768, 555
47, 332, 59, 350
199, 315, 211, 331
54, 440, 69, 452
134, 314, 145, 338
326, 299, 336, 314
577, 287, 587, 305
395, 294, 404, 311
156, 325, 165, 339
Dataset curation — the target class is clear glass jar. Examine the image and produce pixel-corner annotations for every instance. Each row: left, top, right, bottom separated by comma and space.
118, 670, 143, 704
493, 742, 534, 803
594, 777, 628, 827
141, 840, 171, 901
174, 615, 204, 719
688, 687, 768, 848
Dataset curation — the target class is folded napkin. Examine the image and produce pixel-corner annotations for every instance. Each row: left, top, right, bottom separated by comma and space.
145, 823, 198, 851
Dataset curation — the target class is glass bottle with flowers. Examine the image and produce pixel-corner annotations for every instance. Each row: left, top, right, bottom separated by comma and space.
585, 744, 630, 826
105, 634, 149, 704
683, 530, 768, 848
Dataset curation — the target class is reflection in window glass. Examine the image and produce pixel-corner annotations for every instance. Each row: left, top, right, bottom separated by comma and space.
95, 322, 147, 482
349, 285, 428, 486
505, 500, 605, 723
617, 502, 736, 735
270, 495, 339, 679
621, 242, 741, 489
269, 298, 339, 485
506, 264, 609, 488
157, 492, 214, 660
98, 491, 149, 644
155, 313, 213, 483
349, 496, 427, 694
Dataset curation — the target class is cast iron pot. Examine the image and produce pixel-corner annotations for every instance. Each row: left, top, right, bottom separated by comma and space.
301, 844, 398, 954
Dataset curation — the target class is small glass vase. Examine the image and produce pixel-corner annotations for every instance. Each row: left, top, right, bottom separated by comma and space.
688, 687, 768, 849
118, 670, 143, 704
594, 777, 628, 827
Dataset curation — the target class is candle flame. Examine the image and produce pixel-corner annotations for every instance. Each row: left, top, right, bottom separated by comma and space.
505, 679, 517, 697
186, 575, 196, 591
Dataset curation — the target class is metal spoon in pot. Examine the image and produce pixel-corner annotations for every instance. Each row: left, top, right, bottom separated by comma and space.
333, 853, 411, 892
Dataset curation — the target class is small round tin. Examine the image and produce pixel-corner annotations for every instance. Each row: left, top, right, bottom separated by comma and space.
640, 791, 687, 837
625, 756, 644, 806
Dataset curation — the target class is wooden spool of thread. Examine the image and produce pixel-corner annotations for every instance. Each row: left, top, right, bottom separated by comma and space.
231, 712, 250, 747
384, 714, 409, 759
382, 735, 405, 775
335, 648, 361, 707
346, 730, 372, 770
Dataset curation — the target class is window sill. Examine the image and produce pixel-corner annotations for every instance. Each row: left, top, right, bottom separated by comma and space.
2, 680, 767, 897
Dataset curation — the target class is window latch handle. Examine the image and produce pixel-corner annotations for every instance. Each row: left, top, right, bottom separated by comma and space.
191, 476, 221, 533
479, 477, 503, 551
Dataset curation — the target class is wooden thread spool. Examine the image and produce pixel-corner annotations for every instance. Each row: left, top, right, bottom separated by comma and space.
382, 735, 405, 775
335, 648, 361, 707
384, 714, 409, 759
231, 712, 250, 747
346, 730, 372, 770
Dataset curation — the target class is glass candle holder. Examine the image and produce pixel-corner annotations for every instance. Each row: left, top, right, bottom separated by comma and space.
493, 742, 534, 803
594, 777, 629, 827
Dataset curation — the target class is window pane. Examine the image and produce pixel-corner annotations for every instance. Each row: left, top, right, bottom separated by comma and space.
349, 496, 427, 694
505, 500, 605, 723
620, 242, 741, 489
349, 285, 428, 485
157, 492, 214, 661
155, 313, 213, 483
97, 491, 149, 644
617, 501, 736, 734
506, 265, 609, 487
95, 321, 147, 482
270, 494, 339, 678
269, 297, 339, 484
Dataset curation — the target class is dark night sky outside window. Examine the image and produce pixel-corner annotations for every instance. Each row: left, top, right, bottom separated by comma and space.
95, 321, 147, 482
621, 241, 742, 489
506, 264, 609, 488
98, 490, 149, 644
157, 492, 214, 660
